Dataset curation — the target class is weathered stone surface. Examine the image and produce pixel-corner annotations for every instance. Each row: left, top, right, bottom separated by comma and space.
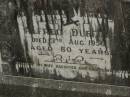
0, 75, 130, 97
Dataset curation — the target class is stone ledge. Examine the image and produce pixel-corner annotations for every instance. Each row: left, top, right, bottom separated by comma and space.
0, 75, 130, 97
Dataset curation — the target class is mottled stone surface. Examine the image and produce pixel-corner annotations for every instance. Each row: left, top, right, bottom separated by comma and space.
0, 75, 130, 97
